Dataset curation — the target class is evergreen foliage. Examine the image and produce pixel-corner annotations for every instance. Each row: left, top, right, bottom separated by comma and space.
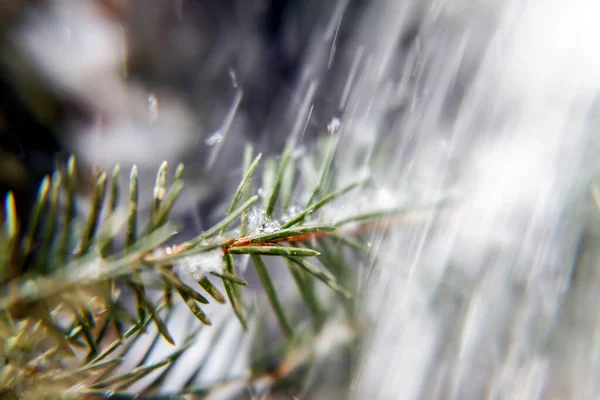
0, 134, 422, 399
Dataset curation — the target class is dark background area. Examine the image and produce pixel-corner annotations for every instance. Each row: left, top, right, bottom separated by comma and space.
0, 0, 364, 228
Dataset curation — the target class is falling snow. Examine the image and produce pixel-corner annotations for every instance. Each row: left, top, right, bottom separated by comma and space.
205, 131, 223, 147
147, 93, 159, 123
14, 0, 600, 398
327, 117, 341, 134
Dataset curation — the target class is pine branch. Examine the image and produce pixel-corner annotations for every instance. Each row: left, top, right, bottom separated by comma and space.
0, 136, 443, 399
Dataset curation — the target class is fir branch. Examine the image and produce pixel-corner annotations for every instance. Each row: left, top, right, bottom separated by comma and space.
0, 137, 440, 398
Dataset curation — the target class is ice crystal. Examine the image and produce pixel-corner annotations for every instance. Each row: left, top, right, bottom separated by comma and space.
246, 208, 282, 235
173, 249, 225, 281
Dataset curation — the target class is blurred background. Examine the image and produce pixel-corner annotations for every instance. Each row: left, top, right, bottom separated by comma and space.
0, 0, 374, 231
2, 0, 600, 399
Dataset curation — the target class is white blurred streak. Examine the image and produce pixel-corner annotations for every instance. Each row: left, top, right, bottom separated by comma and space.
354, 285, 438, 400
206, 89, 243, 169
116, 296, 255, 394
289, 80, 318, 144
347, 0, 600, 399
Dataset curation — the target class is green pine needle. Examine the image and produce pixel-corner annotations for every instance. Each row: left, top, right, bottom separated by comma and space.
210, 270, 248, 286
220, 152, 262, 234
252, 254, 293, 338
282, 180, 364, 228
22, 175, 50, 256
223, 252, 247, 330
188, 195, 259, 246
266, 145, 292, 219
228, 245, 320, 257
79, 172, 107, 255
288, 256, 352, 299
125, 165, 139, 249
0, 136, 403, 397
243, 225, 337, 244
197, 276, 226, 303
